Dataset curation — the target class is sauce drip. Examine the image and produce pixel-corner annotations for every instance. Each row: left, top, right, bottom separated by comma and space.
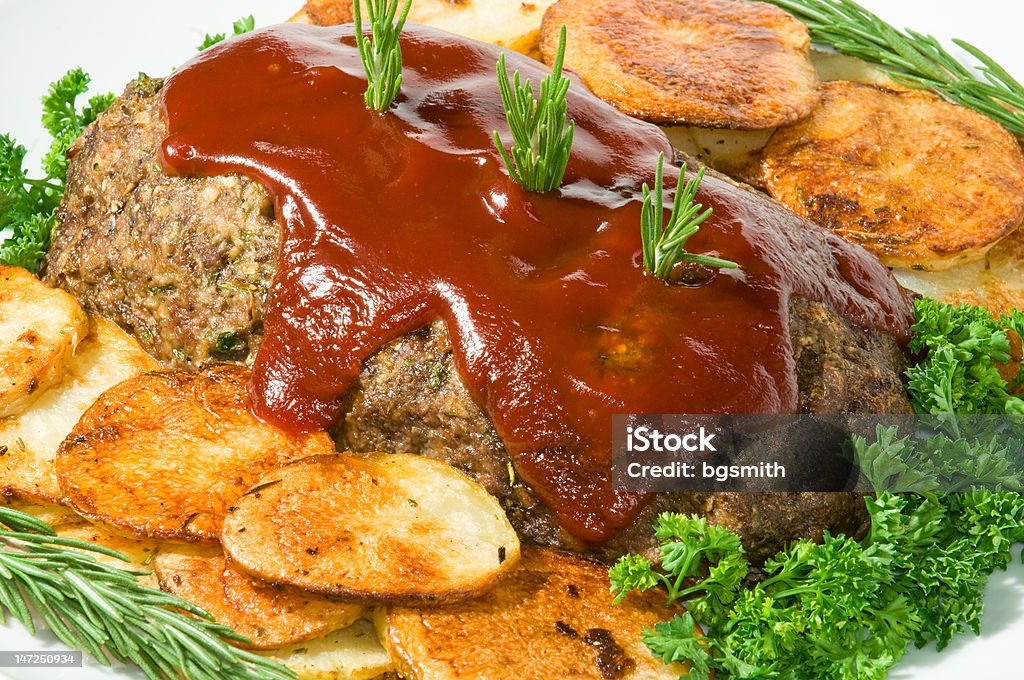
160, 24, 913, 542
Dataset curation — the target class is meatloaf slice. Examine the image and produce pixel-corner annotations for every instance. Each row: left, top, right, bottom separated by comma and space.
45, 76, 275, 368
45, 78, 913, 562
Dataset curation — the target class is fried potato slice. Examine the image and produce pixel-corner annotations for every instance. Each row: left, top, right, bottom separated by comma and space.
222, 453, 520, 605
155, 545, 364, 649
0, 318, 160, 503
659, 50, 899, 187
57, 519, 162, 589
0, 265, 88, 418
894, 226, 1024, 317
379, 547, 693, 680
540, 0, 819, 129
56, 364, 333, 542
293, 0, 555, 54
762, 81, 1024, 270
261, 619, 394, 680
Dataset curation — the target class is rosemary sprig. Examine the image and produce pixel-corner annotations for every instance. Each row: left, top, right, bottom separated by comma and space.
353, 0, 412, 111
641, 154, 738, 280
493, 25, 575, 192
0, 506, 295, 680
766, 0, 1024, 136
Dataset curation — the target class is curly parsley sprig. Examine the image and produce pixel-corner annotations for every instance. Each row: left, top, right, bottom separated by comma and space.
0, 69, 113, 272
0, 506, 295, 680
852, 421, 1024, 494
640, 153, 738, 279
766, 0, 1024, 135
493, 25, 575, 192
354, 0, 413, 112
611, 493, 1024, 679
906, 298, 1023, 415
198, 15, 255, 51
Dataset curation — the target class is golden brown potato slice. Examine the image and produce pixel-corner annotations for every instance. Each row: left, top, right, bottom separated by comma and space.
294, 0, 555, 54
261, 619, 395, 680
659, 49, 900, 187
0, 265, 88, 418
155, 545, 364, 649
762, 81, 1024, 270
379, 547, 693, 679
222, 453, 520, 605
0, 318, 160, 503
158, 546, 362, 647
56, 364, 333, 542
540, 0, 819, 129
57, 520, 162, 589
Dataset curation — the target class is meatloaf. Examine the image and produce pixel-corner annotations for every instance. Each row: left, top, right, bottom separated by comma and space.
44, 78, 913, 562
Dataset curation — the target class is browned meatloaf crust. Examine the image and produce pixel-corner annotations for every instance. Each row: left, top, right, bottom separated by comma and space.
44, 78, 913, 562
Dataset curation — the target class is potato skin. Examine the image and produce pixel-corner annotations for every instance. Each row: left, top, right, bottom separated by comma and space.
762, 81, 1024, 270
56, 364, 333, 542
540, 0, 820, 129
380, 546, 692, 680
221, 453, 520, 606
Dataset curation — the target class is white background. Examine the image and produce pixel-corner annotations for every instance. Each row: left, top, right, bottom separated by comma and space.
0, 1, 1022, 678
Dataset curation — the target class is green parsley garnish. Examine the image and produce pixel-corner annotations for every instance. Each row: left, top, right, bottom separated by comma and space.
493, 25, 575, 192
0, 506, 295, 680
852, 420, 1024, 494
1, 69, 113, 272
640, 153, 738, 279
354, 0, 413, 112
906, 298, 1023, 415
198, 15, 256, 52
611, 493, 1024, 679
766, 0, 1024, 135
